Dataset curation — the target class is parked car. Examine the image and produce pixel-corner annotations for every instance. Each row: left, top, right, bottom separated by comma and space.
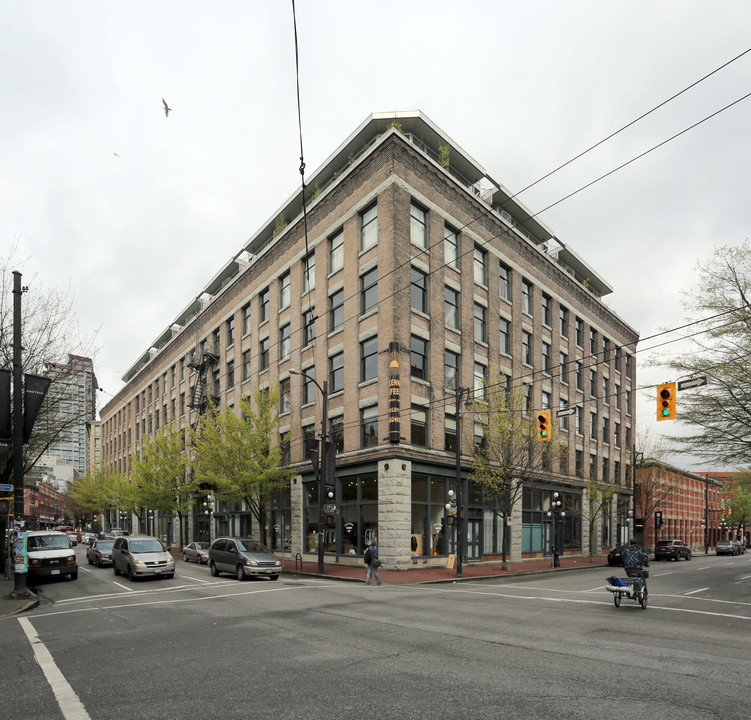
715, 540, 738, 556
112, 535, 175, 580
86, 539, 115, 567
607, 546, 625, 566
730, 540, 744, 555
654, 539, 692, 561
66, 531, 82, 547
26, 530, 78, 581
208, 537, 282, 581
182, 541, 210, 564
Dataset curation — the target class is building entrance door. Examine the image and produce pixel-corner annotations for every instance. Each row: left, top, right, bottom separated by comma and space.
466, 519, 482, 560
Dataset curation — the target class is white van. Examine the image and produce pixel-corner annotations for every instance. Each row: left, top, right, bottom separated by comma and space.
26, 530, 78, 581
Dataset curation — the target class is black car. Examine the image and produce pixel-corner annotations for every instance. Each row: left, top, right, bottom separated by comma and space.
654, 539, 692, 561
607, 546, 625, 566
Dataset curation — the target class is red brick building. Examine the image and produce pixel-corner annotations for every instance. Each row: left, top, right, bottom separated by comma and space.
635, 460, 723, 551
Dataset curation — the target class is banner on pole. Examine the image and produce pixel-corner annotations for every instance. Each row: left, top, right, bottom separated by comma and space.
23, 373, 51, 443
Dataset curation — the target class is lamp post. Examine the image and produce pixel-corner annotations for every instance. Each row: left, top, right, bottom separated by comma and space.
452, 386, 473, 579
148, 510, 155, 536
203, 495, 214, 543
546, 491, 566, 568
290, 368, 328, 575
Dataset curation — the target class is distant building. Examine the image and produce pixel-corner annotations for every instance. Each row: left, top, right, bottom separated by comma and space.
635, 459, 723, 550
101, 111, 639, 569
703, 472, 749, 546
45, 355, 98, 478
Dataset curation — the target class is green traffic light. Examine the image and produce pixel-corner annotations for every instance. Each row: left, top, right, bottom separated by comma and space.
661, 408, 670, 416
540, 430, 547, 437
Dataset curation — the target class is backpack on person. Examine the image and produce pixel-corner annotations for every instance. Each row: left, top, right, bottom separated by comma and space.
363, 547, 372, 564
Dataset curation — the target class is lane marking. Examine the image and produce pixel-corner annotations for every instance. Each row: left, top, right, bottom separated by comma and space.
178, 574, 212, 584
740, 575, 751, 580
697, 566, 711, 570
684, 587, 709, 595
18, 617, 92, 720
112, 582, 134, 592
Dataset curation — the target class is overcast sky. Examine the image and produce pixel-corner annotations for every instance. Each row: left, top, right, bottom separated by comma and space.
3, 1, 750, 471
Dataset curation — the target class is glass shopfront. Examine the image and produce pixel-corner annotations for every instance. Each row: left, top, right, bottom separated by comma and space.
267, 484, 292, 553
522, 487, 581, 555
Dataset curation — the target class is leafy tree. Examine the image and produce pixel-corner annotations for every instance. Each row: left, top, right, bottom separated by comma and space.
191, 388, 293, 545
0, 241, 99, 484
469, 369, 566, 568
725, 472, 751, 540
658, 240, 751, 466
131, 423, 196, 547
583, 479, 617, 560
69, 466, 129, 529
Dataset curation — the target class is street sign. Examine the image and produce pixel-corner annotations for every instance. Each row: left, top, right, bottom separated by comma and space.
0, 483, 13, 492
677, 376, 707, 391
555, 408, 577, 417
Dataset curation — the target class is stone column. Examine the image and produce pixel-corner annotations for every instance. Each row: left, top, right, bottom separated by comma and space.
378, 458, 412, 570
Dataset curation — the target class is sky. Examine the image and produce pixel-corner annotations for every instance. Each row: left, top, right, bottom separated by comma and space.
2, 1, 750, 472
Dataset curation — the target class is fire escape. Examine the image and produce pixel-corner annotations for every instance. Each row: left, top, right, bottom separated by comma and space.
187, 341, 220, 430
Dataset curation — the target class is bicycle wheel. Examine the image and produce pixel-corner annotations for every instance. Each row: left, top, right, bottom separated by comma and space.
639, 588, 648, 609
613, 592, 621, 607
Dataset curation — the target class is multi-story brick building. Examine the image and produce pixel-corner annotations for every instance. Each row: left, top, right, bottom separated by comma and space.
100, 111, 639, 570
635, 460, 724, 551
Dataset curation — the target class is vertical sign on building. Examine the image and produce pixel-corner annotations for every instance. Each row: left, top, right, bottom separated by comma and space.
388, 342, 401, 444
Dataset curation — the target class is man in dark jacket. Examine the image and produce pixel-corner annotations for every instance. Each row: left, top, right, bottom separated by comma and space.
622, 538, 649, 587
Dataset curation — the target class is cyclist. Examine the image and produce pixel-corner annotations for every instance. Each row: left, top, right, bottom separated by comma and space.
622, 537, 649, 591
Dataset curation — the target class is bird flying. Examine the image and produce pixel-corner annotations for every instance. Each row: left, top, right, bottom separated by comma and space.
162, 97, 172, 117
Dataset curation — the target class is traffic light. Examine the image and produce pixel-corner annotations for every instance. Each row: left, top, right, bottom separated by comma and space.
0, 498, 10, 515
537, 410, 551, 441
656, 382, 676, 421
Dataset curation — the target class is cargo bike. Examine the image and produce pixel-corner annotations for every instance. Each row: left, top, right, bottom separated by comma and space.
605, 572, 648, 609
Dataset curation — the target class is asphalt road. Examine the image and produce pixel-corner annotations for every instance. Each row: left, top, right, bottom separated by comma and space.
2, 546, 750, 720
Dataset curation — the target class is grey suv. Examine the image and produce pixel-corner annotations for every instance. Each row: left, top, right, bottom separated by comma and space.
208, 537, 282, 581
112, 535, 175, 580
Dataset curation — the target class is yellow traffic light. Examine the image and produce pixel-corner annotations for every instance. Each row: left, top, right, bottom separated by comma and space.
537, 410, 551, 441
656, 382, 676, 421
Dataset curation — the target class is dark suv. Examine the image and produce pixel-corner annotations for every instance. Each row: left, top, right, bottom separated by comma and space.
654, 539, 692, 561
208, 537, 282, 581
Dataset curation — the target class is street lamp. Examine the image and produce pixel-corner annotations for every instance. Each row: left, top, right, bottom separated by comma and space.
546, 491, 566, 568
290, 368, 328, 575
147, 510, 155, 536
453, 387, 474, 578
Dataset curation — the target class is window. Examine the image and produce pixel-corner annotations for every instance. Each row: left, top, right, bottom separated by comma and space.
603, 417, 609, 444
625, 426, 631, 449
410, 267, 428, 314
575, 317, 583, 347
542, 294, 552, 326
542, 391, 551, 410
590, 454, 597, 482
560, 352, 568, 385
259, 338, 269, 370
154, 379, 159, 398
411, 406, 428, 447
360, 336, 378, 382
280, 378, 291, 414
361, 406, 379, 448
590, 369, 597, 397
242, 303, 251, 336
560, 306, 569, 337
614, 422, 621, 448
614, 460, 621, 484
523, 383, 533, 412
522, 280, 532, 314
302, 367, 316, 405
330, 416, 344, 453
330, 229, 344, 273
473, 303, 487, 344
179, 358, 185, 381
542, 342, 551, 375
360, 267, 378, 315
259, 288, 270, 323
171, 366, 176, 388
590, 328, 597, 355
473, 362, 487, 401
615, 346, 622, 373
590, 411, 597, 440
329, 352, 344, 393
500, 317, 511, 355
444, 350, 459, 390
602, 377, 609, 405
575, 360, 583, 391
226, 361, 234, 390
242, 350, 251, 381
444, 225, 459, 269
280, 431, 290, 466
329, 289, 344, 332
279, 323, 291, 361
559, 400, 569, 431
302, 308, 316, 347
226, 317, 235, 346
576, 406, 583, 435
360, 203, 378, 251
575, 450, 583, 477
626, 389, 632, 415
473, 246, 487, 286
603, 337, 610, 364
444, 414, 457, 453
279, 271, 291, 310
410, 202, 428, 248
410, 335, 428, 381
499, 262, 511, 301
302, 252, 315, 293
625, 354, 633, 379
444, 286, 460, 330
522, 330, 532, 365
602, 458, 609, 483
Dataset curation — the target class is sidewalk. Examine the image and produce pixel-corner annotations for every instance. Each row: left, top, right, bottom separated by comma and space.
0, 573, 39, 617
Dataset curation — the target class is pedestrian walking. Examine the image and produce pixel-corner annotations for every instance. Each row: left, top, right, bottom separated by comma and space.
364, 541, 382, 585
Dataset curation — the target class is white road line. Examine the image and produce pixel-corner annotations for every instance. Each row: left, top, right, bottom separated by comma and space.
684, 587, 710, 595
18, 617, 92, 720
178, 574, 211, 584
78, 567, 91, 573
740, 575, 751, 580
697, 566, 711, 570
112, 581, 134, 592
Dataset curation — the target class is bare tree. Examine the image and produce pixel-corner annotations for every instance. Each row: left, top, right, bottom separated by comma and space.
0, 240, 99, 483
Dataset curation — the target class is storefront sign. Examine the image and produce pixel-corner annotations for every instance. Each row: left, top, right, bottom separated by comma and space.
389, 351, 400, 443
